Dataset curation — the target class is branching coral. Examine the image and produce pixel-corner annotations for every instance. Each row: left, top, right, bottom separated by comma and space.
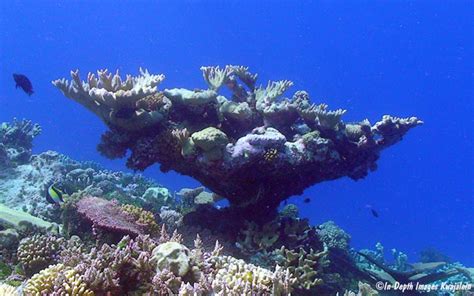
209, 255, 295, 295
19, 223, 306, 296
17, 234, 65, 276
52, 68, 165, 131
159, 207, 183, 232
53, 66, 422, 216
23, 263, 94, 296
272, 246, 329, 290
0, 283, 18, 296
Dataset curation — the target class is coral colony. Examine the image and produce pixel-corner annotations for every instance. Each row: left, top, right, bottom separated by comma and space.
52, 66, 421, 216
0, 66, 471, 295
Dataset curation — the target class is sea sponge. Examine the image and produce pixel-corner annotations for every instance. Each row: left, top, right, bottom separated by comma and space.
152, 242, 191, 277
17, 234, 65, 276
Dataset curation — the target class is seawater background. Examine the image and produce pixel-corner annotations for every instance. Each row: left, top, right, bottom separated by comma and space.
0, 1, 472, 265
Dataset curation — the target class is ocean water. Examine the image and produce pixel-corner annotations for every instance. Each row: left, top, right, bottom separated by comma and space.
0, 0, 472, 270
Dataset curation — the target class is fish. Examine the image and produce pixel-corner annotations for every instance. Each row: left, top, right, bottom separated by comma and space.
365, 204, 380, 218
371, 209, 379, 218
46, 184, 65, 205
13, 74, 34, 96
303, 197, 311, 203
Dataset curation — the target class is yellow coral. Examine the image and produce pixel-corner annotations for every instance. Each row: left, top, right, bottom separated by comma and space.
58, 269, 94, 296
121, 204, 159, 234
24, 264, 63, 295
0, 283, 18, 296
23, 264, 94, 296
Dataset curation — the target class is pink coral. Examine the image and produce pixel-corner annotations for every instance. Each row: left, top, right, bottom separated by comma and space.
76, 196, 144, 237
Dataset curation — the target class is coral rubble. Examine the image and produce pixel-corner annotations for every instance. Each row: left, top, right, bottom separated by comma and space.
53, 66, 422, 216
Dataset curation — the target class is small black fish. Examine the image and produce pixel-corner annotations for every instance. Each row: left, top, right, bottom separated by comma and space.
13, 73, 34, 96
371, 209, 379, 218
303, 197, 311, 203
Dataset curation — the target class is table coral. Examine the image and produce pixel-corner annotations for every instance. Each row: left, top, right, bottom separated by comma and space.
76, 196, 145, 237
53, 66, 422, 215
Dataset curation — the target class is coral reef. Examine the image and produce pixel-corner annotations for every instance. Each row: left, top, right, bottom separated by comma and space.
0, 121, 171, 220
53, 66, 422, 216
19, 231, 295, 295
355, 245, 466, 289
1, 117, 469, 296
0, 204, 59, 256
0, 119, 40, 167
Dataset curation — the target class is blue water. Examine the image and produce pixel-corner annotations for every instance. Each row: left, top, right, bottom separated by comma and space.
1, 1, 472, 265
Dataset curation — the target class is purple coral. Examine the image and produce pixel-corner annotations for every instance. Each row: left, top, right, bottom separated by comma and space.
76, 196, 145, 237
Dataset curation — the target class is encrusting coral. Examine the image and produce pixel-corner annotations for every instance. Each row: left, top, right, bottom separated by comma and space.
53, 66, 422, 217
